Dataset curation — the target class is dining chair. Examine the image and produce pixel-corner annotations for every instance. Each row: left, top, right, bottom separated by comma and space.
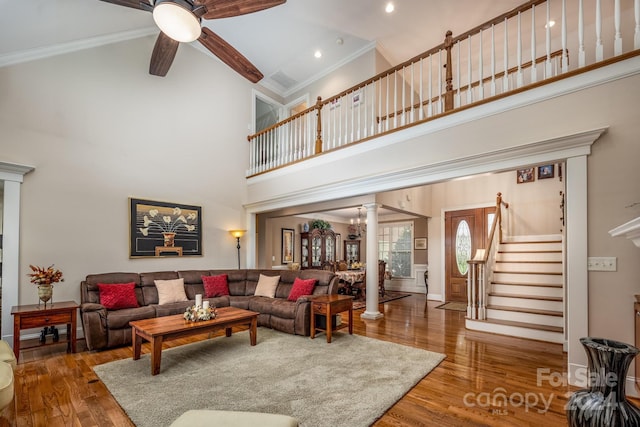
378, 260, 386, 297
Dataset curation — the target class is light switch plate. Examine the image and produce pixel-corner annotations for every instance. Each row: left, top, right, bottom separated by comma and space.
587, 257, 617, 271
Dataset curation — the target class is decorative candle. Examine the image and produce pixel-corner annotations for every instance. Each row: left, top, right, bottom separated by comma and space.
203, 301, 210, 309
195, 294, 203, 307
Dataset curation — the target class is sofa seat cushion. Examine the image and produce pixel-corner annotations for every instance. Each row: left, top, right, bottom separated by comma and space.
154, 301, 194, 318
229, 295, 252, 310
107, 306, 156, 330
248, 297, 296, 319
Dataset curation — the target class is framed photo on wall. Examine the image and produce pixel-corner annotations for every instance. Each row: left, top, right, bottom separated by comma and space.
516, 167, 535, 183
129, 198, 202, 258
414, 238, 427, 250
538, 164, 555, 179
281, 228, 294, 264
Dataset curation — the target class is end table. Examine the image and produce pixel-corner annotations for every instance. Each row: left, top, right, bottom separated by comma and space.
310, 294, 353, 343
11, 301, 79, 362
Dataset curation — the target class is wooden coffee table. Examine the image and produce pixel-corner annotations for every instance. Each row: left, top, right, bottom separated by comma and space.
129, 306, 259, 375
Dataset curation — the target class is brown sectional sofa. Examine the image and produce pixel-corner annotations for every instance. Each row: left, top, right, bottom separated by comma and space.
80, 269, 339, 351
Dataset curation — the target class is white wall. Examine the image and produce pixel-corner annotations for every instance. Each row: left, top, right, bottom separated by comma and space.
0, 36, 254, 308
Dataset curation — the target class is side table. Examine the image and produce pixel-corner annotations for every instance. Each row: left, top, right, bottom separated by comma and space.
11, 301, 79, 362
310, 294, 354, 343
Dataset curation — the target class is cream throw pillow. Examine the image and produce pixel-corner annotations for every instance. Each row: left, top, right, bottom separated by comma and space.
254, 274, 280, 298
155, 278, 188, 305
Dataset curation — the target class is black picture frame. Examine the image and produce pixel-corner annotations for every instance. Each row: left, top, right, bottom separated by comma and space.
538, 164, 555, 179
516, 167, 535, 183
281, 228, 294, 264
129, 198, 202, 258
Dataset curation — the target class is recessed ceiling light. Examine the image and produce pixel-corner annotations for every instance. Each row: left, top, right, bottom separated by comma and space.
545, 20, 556, 28
385, 2, 395, 13
314, 50, 322, 59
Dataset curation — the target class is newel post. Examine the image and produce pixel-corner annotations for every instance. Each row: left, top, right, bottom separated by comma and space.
314, 96, 323, 154
444, 30, 454, 112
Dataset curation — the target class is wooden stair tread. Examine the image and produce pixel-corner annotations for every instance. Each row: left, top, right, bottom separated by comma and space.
498, 250, 562, 253
482, 318, 564, 333
493, 270, 562, 275
489, 293, 562, 301
491, 280, 562, 288
501, 240, 562, 244
487, 304, 563, 317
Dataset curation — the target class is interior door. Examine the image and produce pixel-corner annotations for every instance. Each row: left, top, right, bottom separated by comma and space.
445, 207, 494, 302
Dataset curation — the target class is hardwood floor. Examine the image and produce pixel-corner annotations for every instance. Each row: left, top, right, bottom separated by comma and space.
9, 294, 584, 426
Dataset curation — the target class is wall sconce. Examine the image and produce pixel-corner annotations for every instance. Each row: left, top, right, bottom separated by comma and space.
229, 230, 246, 269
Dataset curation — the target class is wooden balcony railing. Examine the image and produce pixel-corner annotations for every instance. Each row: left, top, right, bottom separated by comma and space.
247, 0, 640, 177
467, 193, 510, 320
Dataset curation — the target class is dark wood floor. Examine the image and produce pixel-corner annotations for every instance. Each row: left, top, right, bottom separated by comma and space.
10, 294, 581, 426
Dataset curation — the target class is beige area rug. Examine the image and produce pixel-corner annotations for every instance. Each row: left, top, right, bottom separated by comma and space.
352, 291, 412, 310
93, 328, 445, 427
435, 301, 468, 312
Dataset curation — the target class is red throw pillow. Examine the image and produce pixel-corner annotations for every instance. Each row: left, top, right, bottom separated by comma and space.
202, 274, 230, 297
98, 283, 139, 310
287, 278, 317, 301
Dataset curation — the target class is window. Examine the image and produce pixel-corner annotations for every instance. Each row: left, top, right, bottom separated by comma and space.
378, 222, 413, 278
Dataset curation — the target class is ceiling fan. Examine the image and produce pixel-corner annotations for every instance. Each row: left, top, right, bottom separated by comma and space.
99, 0, 286, 82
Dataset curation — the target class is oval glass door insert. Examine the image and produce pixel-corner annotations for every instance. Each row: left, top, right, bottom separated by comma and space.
455, 220, 472, 275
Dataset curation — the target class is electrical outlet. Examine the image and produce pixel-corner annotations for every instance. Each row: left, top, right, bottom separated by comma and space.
587, 257, 617, 271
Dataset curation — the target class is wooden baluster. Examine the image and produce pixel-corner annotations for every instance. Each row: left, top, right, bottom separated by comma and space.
419, 58, 424, 120
401, 66, 406, 125
636, 0, 640, 49
467, 35, 473, 103
531, 4, 537, 83
490, 24, 496, 96
393, 70, 398, 129
456, 42, 461, 107
438, 49, 443, 113
428, 54, 433, 116
410, 62, 415, 123
615, 0, 622, 55
504, 17, 509, 92
478, 29, 484, 100
596, 0, 603, 61
546, 0, 553, 78
562, 0, 569, 72
579, 0, 585, 67
314, 96, 322, 154
444, 30, 454, 111
517, 12, 524, 87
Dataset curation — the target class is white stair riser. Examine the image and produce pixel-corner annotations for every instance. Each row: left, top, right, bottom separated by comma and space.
493, 272, 563, 285
504, 235, 563, 243
495, 262, 563, 273
491, 284, 563, 298
499, 242, 562, 252
488, 296, 563, 311
497, 252, 562, 262
486, 309, 564, 327
466, 319, 564, 343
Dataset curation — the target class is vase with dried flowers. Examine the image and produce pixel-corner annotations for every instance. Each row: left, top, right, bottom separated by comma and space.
28, 264, 64, 308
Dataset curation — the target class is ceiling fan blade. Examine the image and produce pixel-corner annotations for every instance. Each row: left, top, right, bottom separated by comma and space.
197, 0, 286, 20
198, 27, 263, 83
149, 32, 180, 77
98, 0, 153, 12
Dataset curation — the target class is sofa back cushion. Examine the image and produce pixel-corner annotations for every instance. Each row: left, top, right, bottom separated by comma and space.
140, 271, 179, 305
82, 272, 143, 306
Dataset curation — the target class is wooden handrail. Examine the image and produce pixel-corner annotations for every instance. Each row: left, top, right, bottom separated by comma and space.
377, 49, 565, 123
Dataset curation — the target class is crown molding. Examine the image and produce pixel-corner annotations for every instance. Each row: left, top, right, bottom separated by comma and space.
0, 27, 158, 68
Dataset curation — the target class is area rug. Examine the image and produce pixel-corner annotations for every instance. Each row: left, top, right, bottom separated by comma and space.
352, 290, 412, 310
93, 328, 445, 427
435, 301, 467, 311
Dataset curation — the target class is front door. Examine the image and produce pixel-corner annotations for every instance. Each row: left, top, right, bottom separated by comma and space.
445, 207, 494, 302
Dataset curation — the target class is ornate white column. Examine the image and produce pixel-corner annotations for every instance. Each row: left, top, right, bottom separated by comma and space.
361, 203, 383, 320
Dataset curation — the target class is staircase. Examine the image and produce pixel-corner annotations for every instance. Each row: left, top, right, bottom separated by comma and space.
466, 235, 565, 344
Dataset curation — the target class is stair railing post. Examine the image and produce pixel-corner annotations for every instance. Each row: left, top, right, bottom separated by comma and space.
467, 263, 475, 319
444, 30, 454, 112
314, 96, 323, 154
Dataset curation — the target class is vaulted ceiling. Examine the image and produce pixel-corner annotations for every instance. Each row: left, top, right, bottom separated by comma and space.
2, 0, 524, 96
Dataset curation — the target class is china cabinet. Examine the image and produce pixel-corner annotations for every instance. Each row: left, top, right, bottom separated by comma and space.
344, 240, 360, 265
300, 229, 336, 269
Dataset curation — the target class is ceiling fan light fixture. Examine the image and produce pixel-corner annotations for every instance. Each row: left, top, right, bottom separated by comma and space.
153, 0, 201, 43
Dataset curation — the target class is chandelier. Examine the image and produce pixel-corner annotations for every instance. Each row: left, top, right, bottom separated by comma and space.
349, 207, 367, 239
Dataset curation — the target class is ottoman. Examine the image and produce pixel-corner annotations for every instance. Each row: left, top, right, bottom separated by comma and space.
0, 341, 16, 369
170, 410, 299, 427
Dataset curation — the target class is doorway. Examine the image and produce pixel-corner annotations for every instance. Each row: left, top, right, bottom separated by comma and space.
444, 206, 494, 302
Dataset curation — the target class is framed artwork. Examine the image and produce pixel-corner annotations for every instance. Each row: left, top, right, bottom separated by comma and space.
538, 164, 555, 179
129, 198, 202, 258
281, 228, 294, 264
516, 167, 535, 183
414, 238, 427, 250
329, 98, 341, 110
351, 90, 363, 107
